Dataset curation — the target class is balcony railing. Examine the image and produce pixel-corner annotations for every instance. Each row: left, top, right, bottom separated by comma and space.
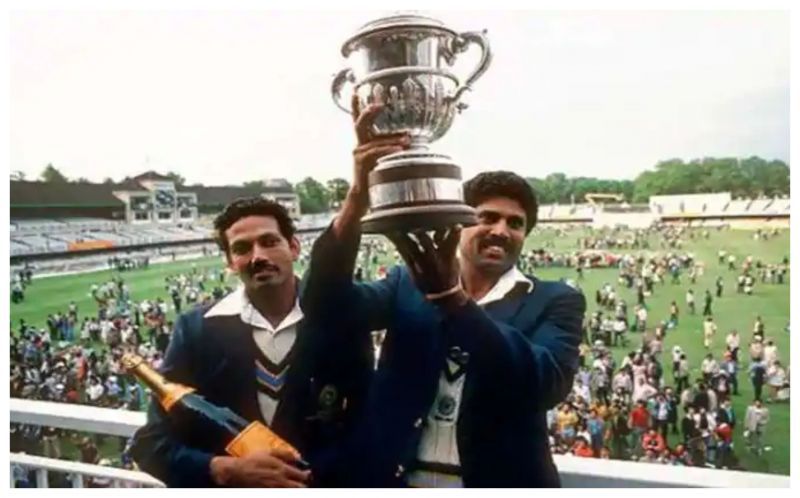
9, 398, 789, 488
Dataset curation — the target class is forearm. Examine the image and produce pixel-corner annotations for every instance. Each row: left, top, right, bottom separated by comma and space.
332, 187, 369, 242
301, 211, 400, 334
307, 186, 368, 288
301, 222, 362, 319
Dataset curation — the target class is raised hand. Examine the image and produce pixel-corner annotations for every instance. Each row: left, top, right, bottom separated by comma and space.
350, 95, 410, 204
386, 225, 464, 302
333, 95, 410, 239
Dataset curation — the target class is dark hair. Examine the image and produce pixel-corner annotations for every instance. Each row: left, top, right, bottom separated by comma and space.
463, 171, 538, 234
213, 197, 296, 255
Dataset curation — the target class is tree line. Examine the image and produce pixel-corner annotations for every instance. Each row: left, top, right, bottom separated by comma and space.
19, 156, 789, 213
529, 157, 789, 205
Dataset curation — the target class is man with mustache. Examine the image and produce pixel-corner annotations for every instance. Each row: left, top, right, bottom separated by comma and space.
131, 198, 372, 487
301, 97, 586, 487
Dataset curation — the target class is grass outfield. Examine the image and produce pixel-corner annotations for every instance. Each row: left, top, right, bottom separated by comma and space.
10, 227, 790, 475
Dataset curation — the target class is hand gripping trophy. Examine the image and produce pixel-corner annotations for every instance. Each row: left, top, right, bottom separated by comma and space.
332, 13, 492, 233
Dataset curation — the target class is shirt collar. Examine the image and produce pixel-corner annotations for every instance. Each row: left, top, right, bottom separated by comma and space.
474, 265, 534, 306
204, 282, 304, 334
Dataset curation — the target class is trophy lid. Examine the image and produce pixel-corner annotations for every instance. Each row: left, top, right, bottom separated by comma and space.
342, 13, 457, 56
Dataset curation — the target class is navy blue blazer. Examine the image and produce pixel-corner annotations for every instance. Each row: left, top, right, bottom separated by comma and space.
129, 299, 373, 487
301, 227, 586, 487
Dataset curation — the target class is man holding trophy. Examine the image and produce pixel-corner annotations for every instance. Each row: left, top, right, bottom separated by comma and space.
301, 14, 586, 487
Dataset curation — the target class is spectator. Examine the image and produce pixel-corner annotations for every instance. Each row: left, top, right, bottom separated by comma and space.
628, 400, 651, 458
720, 351, 739, 396
744, 400, 770, 456
703, 317, 718, 350
767, 361, 787, 403
725, 329, 740, 363
642, 428, 666, 455
556, 403, 579, 444
685, 289, 696, 314
572, 436, 595, 458
750, 359, 767, 402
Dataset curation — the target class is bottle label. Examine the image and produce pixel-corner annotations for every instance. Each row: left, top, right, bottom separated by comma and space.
225, 421, 300, 459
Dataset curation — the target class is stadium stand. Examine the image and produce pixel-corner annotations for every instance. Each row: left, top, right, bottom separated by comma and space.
10, 172, 301, 258
10, 172, 790, 260
538, 204, 596, 223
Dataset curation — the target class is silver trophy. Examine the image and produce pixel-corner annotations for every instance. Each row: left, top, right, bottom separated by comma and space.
332, 13, 491, 233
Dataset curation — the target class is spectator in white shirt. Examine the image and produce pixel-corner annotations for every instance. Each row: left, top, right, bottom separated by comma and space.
767, 361, 786, 402
685, 290, 696, 314
726, 330, 740, 362
744, 400, 770, 455
87, 377, 105, 404
701, 353, 720, 383
613, 369, 633, 394
763, 340, 778, 366
635, 305, 648, 332
633, 377, 657, 404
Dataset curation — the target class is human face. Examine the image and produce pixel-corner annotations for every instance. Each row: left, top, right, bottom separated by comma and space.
223, 215, 300, 293
459, 196, 527, 274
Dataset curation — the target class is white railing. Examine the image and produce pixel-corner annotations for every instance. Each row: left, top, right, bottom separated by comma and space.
10, 454, 163, 488
9, 399, 790, 488
10, 399, 162, 488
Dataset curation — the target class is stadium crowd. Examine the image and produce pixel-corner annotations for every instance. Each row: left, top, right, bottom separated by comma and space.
545, 225, 789, 470
9, 223, 789, 485
10, 265, 235, 486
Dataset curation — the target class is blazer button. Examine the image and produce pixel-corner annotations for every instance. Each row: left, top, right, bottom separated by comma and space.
395, 464, 405, 477
413, 418, 423, 428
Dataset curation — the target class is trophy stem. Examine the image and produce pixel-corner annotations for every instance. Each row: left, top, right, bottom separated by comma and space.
408, 137, 430, 150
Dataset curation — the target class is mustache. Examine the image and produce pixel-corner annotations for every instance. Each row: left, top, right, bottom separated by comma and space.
246, 260, 280, 275
478, 235, 511, 252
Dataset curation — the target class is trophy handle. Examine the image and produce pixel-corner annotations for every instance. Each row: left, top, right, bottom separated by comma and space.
449, 30, 492, 111
331, 68, 356, 113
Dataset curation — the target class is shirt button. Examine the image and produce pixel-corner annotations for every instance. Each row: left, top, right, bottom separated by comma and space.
395, 464, 405, 477
413, 418, 423, 428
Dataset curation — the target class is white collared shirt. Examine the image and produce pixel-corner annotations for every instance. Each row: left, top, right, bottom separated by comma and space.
205, 285, 303, 425
474, 265, 534, 306
409, 265, 533, 487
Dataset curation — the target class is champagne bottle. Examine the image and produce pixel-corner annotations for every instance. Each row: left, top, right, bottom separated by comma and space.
121, 353, 308, 466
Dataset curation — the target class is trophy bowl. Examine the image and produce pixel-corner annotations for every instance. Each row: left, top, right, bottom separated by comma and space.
352, 71, 459, 144
332, 14, 491, 233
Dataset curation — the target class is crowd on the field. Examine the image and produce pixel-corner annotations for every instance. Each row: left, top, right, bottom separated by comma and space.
8, 224, 790, 483
547, 226, 789, 469
9, 265, 237, 485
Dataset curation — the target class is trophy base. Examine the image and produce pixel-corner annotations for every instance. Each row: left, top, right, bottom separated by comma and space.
361, 204, 477, 234
363, 147, 476, 234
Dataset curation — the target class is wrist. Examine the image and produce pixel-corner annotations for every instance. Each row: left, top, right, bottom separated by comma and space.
209, 456, 235, 486
333, 187, 369, 239
346, 185, 370, 213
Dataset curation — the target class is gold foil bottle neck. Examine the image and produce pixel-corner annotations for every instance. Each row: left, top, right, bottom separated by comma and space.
120, 352, 194, 412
